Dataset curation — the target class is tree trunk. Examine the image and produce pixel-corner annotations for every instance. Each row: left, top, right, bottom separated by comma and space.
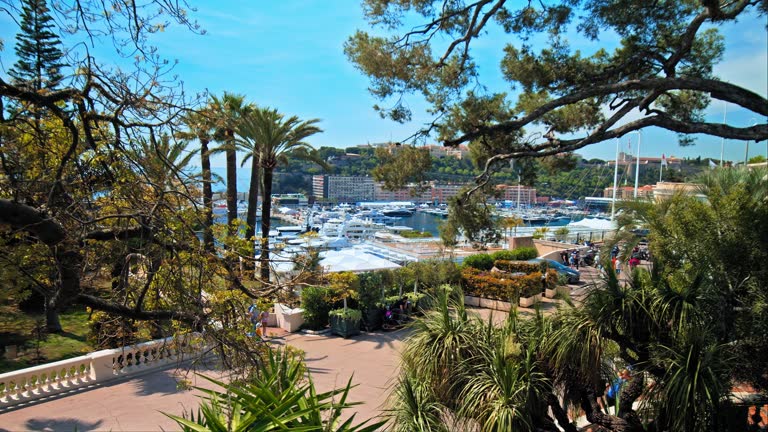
200, 138, 215, 252
45, 296, 62, 333
225, 130, 238, 235
260, 167, 273, 282
245, 152, 260, 260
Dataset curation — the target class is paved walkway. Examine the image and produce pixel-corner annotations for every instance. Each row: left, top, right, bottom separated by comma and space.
0, 328, 407, 432
0, 268, 602, 432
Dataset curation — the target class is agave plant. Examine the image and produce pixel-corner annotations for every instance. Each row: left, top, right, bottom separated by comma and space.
165, 348, 384, 431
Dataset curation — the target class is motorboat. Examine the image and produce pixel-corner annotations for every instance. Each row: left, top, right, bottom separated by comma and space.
382, 207, 414, 217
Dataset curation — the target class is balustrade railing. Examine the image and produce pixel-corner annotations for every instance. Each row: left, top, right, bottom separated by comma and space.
0, 332, 204, 409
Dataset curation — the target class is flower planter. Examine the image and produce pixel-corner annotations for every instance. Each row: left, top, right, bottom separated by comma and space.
464, 295, 480, 307
476, 297, 513, 311
330, 315, 361, 338
363, 307, 384, 331
556, 286, 570, 297
518, 294, 542, 308
479, 297, 497, 309
545, 288, 558, 299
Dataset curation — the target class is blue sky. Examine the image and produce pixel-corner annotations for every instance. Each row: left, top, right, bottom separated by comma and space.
1, 1, 766, 166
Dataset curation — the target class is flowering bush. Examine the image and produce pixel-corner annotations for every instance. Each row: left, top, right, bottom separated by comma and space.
461, 267, 557, 300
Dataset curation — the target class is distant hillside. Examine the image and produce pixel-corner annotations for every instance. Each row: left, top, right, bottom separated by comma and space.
254, 146, 710, 200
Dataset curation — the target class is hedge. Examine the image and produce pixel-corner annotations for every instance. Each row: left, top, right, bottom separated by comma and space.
462, 253, 494, 270
461, 268, 548, 300
513, 246, 539, 260
493, 260, 542, 274
488, 247, 538, 262
490, 250, 517, 261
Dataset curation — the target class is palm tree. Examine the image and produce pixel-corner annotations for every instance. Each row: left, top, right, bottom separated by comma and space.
134, 134, 196, 195
179, 107, 217, 252
235, 111, 262, 254
502, 215, 523, 246
243, 107, 321, 282
210, 92, 251, 235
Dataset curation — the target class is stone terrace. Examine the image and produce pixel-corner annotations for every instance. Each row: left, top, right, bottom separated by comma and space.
0, 268, 601, 431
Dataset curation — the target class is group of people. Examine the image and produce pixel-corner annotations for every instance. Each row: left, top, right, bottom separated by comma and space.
560, 249, 583, 269
247, 304, 270, 338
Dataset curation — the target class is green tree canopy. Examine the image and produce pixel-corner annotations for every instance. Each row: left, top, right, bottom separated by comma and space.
346, 0, 768, 194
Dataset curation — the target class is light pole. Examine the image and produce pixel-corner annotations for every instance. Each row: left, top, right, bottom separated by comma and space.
632, 131, 641, 198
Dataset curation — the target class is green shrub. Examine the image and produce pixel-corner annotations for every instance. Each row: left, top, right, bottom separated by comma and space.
513, 246, 538, 260
329, 308, 362, 323
491, 250, 517, 261
405, 259, 460, 292
493, 260, 541, 274
462, 253, 494, 270
301, 286, 335, 330
357, 271, 384, 311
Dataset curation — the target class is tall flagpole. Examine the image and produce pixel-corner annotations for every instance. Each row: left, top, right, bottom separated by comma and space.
720, 102, 727, 166
659, 156, 663, 183
634, 131, 641, 198
611, 138, 619, 221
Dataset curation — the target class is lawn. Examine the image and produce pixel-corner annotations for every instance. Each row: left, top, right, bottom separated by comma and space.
0, 305, 93, 374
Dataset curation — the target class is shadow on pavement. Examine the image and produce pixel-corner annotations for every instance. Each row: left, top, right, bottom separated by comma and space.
25, 417, 104, 432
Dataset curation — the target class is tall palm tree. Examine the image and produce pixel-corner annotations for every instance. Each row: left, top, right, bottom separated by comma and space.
133, 134, 196, 194
179, 107, 217, 252
210, 92, 251, 235
235, 111, 262, 254
244, 107, 321, 282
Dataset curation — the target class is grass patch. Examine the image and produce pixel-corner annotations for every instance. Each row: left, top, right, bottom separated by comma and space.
0, 306, 93, 374
399, 230, 434, 239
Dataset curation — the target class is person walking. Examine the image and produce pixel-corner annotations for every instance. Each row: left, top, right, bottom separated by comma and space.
259, 310, 270, 338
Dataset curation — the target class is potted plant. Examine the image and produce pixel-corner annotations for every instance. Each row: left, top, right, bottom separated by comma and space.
329, 308, 362, 338
518, 273, 543, 308
357, 272, 386, 331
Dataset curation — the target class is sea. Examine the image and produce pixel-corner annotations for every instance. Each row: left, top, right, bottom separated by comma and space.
208, 167, 571, 237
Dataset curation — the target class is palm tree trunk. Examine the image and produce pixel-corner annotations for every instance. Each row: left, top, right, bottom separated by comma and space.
245, 153, 260, 255
225, 130, 238, 235
260, 167, 273, 282
200, 138, 215, 252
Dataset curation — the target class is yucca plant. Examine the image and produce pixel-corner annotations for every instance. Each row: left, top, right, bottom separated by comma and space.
165, 348, 385, 431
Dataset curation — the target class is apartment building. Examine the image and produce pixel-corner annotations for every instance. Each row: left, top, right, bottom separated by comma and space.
312, 175, 375, 203
496, 184, 538, 206
374, 182, 432, 202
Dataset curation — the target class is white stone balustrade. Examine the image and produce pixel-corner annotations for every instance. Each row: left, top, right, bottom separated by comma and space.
0, 333, 204, 409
